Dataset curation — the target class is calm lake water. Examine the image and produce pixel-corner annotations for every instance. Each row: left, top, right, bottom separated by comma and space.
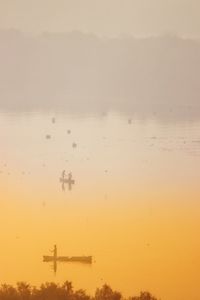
0, 109, 200, 300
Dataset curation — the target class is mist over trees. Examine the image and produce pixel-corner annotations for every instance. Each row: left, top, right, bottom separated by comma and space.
0, 30, 200, 113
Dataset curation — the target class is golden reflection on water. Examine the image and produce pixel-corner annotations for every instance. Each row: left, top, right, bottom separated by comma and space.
0, 112, 200, 300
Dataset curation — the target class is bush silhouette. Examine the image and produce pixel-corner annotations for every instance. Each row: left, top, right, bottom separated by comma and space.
130, 291, 158, 300
0, 282, 158, 300
95, 285, 121, 300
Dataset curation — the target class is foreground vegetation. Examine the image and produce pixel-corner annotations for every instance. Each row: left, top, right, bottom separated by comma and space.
0, 282, 158, 300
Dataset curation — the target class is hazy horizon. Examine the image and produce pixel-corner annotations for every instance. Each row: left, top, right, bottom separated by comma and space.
1, 0, 200, 38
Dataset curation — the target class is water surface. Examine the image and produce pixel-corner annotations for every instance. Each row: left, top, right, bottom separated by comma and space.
0, 110, 200, 300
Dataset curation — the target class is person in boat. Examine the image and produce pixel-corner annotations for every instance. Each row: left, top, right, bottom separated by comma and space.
62, 170, 66, 179
53, 245, 57, 259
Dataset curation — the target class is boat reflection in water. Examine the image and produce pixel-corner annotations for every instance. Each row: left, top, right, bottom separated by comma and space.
43, 245, 92, 274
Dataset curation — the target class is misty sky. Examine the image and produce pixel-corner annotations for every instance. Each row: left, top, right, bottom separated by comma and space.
0, 0, 200, 37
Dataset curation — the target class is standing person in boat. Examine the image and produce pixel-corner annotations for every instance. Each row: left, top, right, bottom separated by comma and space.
53, 245, 57, 260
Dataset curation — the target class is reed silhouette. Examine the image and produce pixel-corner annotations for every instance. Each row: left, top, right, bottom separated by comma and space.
0, 282, 158, 300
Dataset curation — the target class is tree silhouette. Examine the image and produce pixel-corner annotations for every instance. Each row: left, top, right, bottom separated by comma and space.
95, 285, 121, 300
0, 282, 158, 300
130, 291, 158, 300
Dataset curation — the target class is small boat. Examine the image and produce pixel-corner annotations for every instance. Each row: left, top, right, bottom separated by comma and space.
43, 245, 92, 269
43, 255, 92, 264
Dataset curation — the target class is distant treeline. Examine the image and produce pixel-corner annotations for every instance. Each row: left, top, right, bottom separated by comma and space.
0, 29, 200, 114
0, 282, 158, 300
